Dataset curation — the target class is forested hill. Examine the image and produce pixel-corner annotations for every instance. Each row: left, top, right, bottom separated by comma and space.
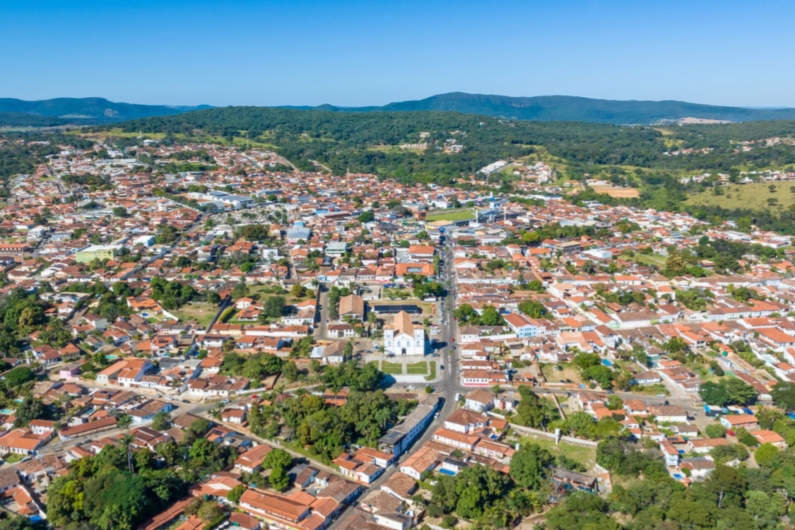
116, 106, 795, 182
296, 92, 795, 125
115, 106, 668, 182
0, 97, 211, 124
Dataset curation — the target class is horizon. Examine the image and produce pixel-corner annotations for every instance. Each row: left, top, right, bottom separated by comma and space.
2, 92, 794, 111
2, 0, 795, 107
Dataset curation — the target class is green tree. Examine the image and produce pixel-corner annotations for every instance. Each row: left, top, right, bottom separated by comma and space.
754, 443, 779, 467
227, 484, 246, 504
269, 466, 290, 492
151, 411, 170, 431
705, 424, 726, 438
770, 382, 795, 411
510, 443, 554, 489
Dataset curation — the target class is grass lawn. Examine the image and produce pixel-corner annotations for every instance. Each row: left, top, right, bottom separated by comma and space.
406, 362, 429, 375
426, 208, 475, 222
629, 383, 669, 396
377, 299, 435, 316
632, 253, 668, 268
519, 436, 597, 470
540, 363, 582, 385
382, 361, 404, 375
173, 302, 219, 328
4, 454, 23, 464
425, 361, 437, 381
687, 181, 795, 211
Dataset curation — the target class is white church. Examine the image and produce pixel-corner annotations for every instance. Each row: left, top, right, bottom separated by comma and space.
383, 311, 426, 356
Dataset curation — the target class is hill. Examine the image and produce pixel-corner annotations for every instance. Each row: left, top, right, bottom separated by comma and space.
0, 97, 211, 124
304, 92, 795, 125
115, 106, 795, 184
0, 112, 71, 127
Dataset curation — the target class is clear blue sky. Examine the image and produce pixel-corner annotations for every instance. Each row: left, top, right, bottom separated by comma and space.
2, 0, 794, 107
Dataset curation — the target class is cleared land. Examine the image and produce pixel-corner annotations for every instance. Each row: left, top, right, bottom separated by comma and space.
173, 302, 219, 327
687, 182, 795, 210
540, 363, 583, 385
519, 436, 597, 470
426, 208, 475, 222
590, 185, 640, 198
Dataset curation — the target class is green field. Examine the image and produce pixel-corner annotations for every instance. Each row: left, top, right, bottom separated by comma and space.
173, 302, 219, 328
632, 253, 668, 268
406, 362, 429, 375
519, 436, 597, 470
426, 208, 475, 222
382, 361, 404, 374
686, 182, 795, 211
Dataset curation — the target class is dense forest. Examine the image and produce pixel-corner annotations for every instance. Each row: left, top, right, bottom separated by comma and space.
116, 107, 795, 180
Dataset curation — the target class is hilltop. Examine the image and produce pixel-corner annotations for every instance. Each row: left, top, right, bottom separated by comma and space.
294, 92, 795, 125
0, 97, 211, 125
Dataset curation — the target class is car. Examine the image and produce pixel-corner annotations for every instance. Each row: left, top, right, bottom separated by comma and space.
440, 365, 444, 370
664, 400, 669, 406
657, 393, 666, 398
451, 338, 455, 342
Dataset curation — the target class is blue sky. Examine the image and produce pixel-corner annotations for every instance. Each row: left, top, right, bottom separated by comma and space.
2, 0, 793, 107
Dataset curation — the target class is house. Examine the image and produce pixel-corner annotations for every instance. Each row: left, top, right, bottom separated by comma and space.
383, 311, 425, 357
96, 358, 153, 387
235, 443, 273, 474
649, 405, 688, 423
311, 341, 347, 365
750, 429, 787, 449
688, 437, 731, 454
551, 468, 599, 493
328, 323, 356, 339
632, 371, 662, 385
660, 440, 679, 467
680, 457, 715, 479
399, 446, 439, 480
222, 408, 247, 424
464, 389, 495, 413
0, 429, 46, 455
339, 295, 365, 321
720, 414, 758, 431
503, 312, 538, 338
444, 409, 488, 434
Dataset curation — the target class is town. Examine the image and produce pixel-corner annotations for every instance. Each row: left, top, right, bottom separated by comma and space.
0, 135, 794, 530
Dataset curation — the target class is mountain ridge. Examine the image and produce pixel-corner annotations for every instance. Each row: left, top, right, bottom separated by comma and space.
4, 94, 795, 126
292, 92, 795, 124
0, 97, 211, 124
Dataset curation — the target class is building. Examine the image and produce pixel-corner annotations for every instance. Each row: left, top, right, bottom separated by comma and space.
383, 311, 425, 357
379, 396, 440, 456
75, 244, 123, 263
339, 295, 365, 321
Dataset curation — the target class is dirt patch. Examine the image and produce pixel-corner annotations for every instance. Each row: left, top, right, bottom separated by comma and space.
591, 185, 640, 198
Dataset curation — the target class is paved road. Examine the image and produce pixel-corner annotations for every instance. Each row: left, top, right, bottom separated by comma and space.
315, 286, 330, 340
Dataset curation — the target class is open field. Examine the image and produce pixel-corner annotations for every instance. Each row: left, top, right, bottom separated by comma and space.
631, 253, 668, 268
540, 363, 583, 385
686, 181, 795, 210
173, 302, 219, 328
590, 185, 640, 198
519, 436, 597, 470
425, 208, 474, 222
